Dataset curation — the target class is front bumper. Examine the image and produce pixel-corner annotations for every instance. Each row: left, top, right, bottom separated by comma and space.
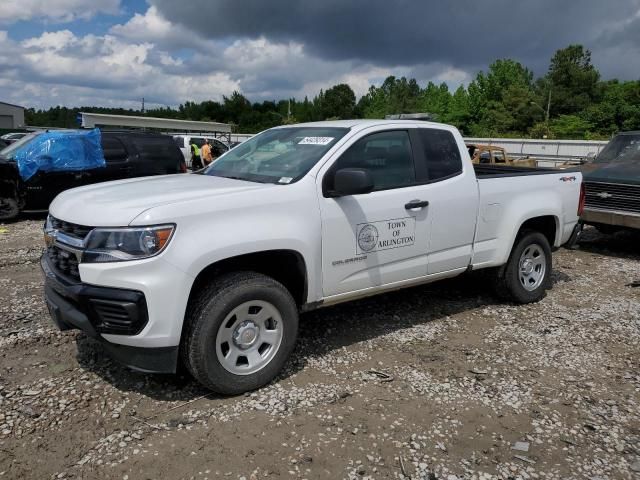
41, 255, 178, 373
581, 208, 640, 230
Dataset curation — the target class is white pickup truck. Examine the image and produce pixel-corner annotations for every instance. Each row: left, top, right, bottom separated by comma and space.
42, 120, 584, 394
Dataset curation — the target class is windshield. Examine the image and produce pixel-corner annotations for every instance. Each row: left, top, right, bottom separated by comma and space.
595, 133, 640, 164
203, 127, 349, 183
0, 133, 40, 160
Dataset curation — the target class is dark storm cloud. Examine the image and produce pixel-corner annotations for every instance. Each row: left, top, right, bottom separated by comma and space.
151, 0, 640, 78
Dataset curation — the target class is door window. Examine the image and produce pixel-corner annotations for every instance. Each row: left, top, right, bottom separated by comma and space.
418, 129, 463, 181
101, 136, 127, 163
327, 130, 415, 191
479, 151, 491, 164
212, 140, 228, 156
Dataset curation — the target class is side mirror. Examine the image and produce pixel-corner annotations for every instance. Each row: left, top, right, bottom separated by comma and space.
332, 168, 374, 196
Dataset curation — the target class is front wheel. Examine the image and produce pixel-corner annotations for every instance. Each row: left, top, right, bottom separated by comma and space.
181, 272, 299, 395
494, 231, 552, 304
0, 197, 19, 222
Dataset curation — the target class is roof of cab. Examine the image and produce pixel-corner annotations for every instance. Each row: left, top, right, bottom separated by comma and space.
274, 119, 455, 131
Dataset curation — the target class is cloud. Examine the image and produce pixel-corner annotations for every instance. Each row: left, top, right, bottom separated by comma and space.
149, 0, 640, 79
109, 5, 212, 51
0, 0, 121, 24
2, 1, 639, 110
22, 30, 76, 50
0, 28, 239, 108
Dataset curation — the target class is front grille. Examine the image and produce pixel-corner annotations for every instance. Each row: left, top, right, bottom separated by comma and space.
584, 182, 640, 214
47, 245, 80, 281
49, 216, 93, 240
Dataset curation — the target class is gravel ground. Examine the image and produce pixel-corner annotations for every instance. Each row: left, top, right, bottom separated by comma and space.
0, 218, 639, 480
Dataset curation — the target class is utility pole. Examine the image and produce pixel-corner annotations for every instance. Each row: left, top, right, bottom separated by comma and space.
545, 87, 551, 136
141, 97, 145, 114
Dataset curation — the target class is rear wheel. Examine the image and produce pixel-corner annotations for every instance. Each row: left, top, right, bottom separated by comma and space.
181, 272, 299, 395
494, 231, 552, 304
0, 197, 19, 222
594, 224, 620, 235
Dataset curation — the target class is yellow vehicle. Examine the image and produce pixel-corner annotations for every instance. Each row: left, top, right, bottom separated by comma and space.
466, 144, 536, 167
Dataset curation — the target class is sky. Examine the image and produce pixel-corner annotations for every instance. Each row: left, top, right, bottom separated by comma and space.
0, 0, 639, 110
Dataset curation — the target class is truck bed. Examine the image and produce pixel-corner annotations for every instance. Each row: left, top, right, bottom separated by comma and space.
474, 164, 578, 179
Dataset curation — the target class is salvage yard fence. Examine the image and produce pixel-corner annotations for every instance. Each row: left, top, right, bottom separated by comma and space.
465, 137, 609, 163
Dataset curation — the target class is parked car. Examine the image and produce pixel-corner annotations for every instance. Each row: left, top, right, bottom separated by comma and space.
172, 135, 230, 168
467, 144, 535, 166
42, 119, 583, 394
0, 132, 28, 144
580, 131, 640, 232
466, 144, 578, 170
0, 130, 186, 221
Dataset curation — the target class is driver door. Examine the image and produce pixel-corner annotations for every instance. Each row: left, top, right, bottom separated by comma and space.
318, 128, 432, 297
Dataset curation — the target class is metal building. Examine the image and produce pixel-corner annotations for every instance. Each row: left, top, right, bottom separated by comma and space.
0, 101, 26, 129
79, 112, 231, 138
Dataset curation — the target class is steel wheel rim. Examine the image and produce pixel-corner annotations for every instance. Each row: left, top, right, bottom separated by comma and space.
518, 243, 546, 291
215, 300, 284, 375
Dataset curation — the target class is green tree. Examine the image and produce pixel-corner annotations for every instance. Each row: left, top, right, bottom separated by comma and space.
545, 45, 600, 117
467, 59, 536, 136
322, 84, 356, 119
549, 115, 594, 139
442, 86, 471, 133
418, 82, 451, 121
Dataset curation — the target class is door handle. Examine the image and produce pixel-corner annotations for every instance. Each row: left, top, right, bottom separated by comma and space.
404, 200, 429, 210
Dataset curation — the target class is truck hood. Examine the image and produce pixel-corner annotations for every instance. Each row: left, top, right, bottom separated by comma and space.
49, 174, 271, 226
581, 160, 640, 186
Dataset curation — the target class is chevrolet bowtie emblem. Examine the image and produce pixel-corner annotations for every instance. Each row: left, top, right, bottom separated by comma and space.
597, 192, 613, 199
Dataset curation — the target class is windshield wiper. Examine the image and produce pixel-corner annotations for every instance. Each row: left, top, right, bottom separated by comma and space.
215, 173, 268, 184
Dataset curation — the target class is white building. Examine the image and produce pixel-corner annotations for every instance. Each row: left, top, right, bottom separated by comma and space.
0, 101, 26, 129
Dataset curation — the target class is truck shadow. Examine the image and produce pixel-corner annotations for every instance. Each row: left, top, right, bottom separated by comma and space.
74, 269, 570, 404
576, 227, 640, 260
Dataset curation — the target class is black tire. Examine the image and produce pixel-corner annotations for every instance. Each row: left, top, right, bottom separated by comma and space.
0, 197, 19, 222
181, 271, 299, 395
494, 230, 552, 304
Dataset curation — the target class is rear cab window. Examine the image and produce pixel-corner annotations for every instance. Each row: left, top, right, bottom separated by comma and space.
417, 128, 463, 182
492, 149, 506, 163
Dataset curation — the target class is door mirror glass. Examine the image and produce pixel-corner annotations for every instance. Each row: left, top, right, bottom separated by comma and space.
333, 168, 374, 196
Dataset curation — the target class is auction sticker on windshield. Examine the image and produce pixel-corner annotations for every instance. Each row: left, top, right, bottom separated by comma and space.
298, 137, 334, 145
356, 217, 415, 255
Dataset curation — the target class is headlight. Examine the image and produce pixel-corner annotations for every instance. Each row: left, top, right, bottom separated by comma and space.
83, 225, 175, 263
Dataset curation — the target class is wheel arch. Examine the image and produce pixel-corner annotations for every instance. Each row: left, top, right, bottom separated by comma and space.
516, 215, 559, 248
187, 249, 308, 310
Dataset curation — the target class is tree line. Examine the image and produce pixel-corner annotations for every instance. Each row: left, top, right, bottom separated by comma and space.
25, 45, 640, 139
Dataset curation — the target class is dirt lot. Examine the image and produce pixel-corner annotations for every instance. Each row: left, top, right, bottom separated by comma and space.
0, 218, 638, 480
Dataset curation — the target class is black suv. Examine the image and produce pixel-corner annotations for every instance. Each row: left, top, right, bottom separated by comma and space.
0, 130, 186, 221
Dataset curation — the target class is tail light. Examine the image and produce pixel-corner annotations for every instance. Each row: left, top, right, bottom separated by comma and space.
578, 182, 586, 216
180, 160, 187, 173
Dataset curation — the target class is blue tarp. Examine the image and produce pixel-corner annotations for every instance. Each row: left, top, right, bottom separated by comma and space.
14, 129, 106, 181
